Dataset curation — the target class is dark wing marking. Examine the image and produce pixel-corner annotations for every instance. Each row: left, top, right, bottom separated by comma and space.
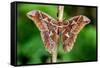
62, 15, 90, 52
27, 10, 58, 53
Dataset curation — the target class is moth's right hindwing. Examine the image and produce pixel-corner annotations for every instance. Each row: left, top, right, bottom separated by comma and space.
27, 10, 58, 53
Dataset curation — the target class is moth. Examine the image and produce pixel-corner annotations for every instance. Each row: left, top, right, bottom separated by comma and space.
27, 10, 90, 54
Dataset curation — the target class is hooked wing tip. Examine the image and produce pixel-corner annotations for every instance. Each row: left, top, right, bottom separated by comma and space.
80, 15, 91, 24
27, 10, 39, 19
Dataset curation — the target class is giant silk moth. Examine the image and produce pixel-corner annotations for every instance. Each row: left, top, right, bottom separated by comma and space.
27, 10, 90, 54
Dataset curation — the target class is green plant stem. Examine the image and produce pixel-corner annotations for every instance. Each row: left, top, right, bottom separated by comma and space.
51, 5, 64, 63
58, 6, 64, 22
51, 45, 57, 63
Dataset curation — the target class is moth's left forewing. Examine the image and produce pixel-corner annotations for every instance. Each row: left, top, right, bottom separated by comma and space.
70, 15, 91, 34
62, 15, 90, 52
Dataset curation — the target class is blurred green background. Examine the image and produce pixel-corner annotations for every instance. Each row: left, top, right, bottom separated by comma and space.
17, 3, 97, 65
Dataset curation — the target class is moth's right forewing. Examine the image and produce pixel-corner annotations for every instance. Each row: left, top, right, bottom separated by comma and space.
27, 10, 49, 31
27, 10, 58, 54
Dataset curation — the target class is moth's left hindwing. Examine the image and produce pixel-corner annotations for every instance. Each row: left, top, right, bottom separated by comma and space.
27, 10, 58, 53
62, 15, 90, 52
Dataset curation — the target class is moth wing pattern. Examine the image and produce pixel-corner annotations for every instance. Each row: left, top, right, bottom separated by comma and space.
62, 15, 91, 52
27, 10, 58, 53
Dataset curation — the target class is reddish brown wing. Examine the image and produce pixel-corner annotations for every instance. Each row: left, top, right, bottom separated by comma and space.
62, 15, 90, 52
27, 10, 58, 53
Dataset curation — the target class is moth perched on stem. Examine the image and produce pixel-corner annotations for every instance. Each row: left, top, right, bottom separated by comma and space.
27, 6, 90, 63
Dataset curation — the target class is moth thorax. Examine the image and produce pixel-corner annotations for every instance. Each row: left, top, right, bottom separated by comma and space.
57, 21, 63, 26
